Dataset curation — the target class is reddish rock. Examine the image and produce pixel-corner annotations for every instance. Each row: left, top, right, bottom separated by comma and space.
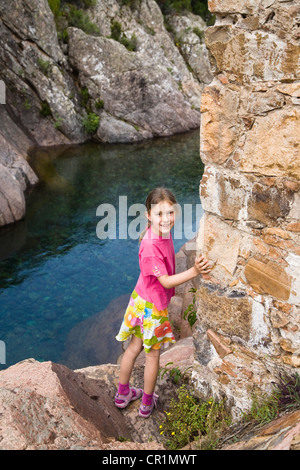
207, 329, 232, 359
222, 410, 300, 450
286, 222, 300, 232
0, 359, 131, 450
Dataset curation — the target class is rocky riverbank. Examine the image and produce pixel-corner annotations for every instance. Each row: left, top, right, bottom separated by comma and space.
0, 236, 197, 450
0, 238, 299, 450
1, 340, 299, 450
0, 0, 212, 227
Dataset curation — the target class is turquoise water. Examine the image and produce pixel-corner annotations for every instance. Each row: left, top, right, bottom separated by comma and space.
0, 130, 204, 369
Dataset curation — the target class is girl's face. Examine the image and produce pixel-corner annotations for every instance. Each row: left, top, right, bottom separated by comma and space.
146, 200, 176, 237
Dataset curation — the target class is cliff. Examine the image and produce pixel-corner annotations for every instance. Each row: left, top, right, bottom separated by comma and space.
0, 0, 211, 227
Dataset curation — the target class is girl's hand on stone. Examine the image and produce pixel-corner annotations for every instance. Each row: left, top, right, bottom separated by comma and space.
194, 255, 211, 275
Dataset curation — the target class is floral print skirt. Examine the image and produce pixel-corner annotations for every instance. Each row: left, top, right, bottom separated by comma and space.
116, 290, 176, 353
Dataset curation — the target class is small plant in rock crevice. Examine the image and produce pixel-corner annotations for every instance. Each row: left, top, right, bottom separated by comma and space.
243, 372, 300, 425
48, 0, 100, 37
159, 384, 231, 450
110, 20, 138, 52
183, 287, 197, 329
82, 112, 100, 135
158, 362, 192, 385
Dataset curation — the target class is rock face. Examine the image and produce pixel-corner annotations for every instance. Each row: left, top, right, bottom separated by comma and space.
193, 0, 300, 419
1, 342, 299, 450
222, 409, 300, 450
0, 107, 38, 225
0, 0, 211, 227
68, 0, 208, 142
0, 358, 129, 450
0, 338, 195, 450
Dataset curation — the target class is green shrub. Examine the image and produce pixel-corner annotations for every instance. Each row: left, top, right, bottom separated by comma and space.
58, 28, 69, 44
48, 0, 61, 17
111, 20, 122, 41
159, 362, 192, 385
95, 98, 104, 109
120, 33, 137, 52
79, 87, 90, 108
80, 0, 97, 7
48, 0, 100, 35
61, 0, 97, 8
119, 0, 142, 10
183, 288, 197, 328
67, 6, 100, 35
110, 20, 137, 51
192, 26, 204, 42
54, 115, 63, 128
155, 0, 215, 25
40, 101, 52, 117
37, 58, 51, 76
82, 112, 100, 134
23, 98, 31, 110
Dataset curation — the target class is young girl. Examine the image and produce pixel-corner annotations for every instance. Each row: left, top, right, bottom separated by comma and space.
115, 187, 211, 418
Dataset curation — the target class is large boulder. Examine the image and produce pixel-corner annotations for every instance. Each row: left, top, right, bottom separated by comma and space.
0, 358, 164, 450
67, 16, 201, 142
0, 337, 196, 450
0, 108, 38, 225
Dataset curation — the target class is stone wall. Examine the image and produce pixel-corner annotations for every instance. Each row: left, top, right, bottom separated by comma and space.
194, 0, 300, 418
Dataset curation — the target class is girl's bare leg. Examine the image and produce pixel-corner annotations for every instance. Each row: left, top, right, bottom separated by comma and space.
144, 348, 160, 395
119, 335, 143, 385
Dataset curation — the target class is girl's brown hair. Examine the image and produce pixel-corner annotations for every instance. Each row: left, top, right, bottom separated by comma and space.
139, 187, 177, 241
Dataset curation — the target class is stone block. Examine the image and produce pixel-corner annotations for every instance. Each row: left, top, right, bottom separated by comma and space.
270, 308, 290, 328
245, 89, 285, 116
208, 0, 270, 14
205, 25, 299, 84
245, 257, 291, 301
247, 182, 293, 225
240, 109, 300, 179
200, 167, 246, 221
197, 213, 241, 281
200, 83, 240, 165
196, 283, 252, 340
285, 253, 300, 306
207, 329, 232, 358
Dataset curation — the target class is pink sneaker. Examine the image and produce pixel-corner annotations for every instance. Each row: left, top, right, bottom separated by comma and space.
139, 393, 159, 418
